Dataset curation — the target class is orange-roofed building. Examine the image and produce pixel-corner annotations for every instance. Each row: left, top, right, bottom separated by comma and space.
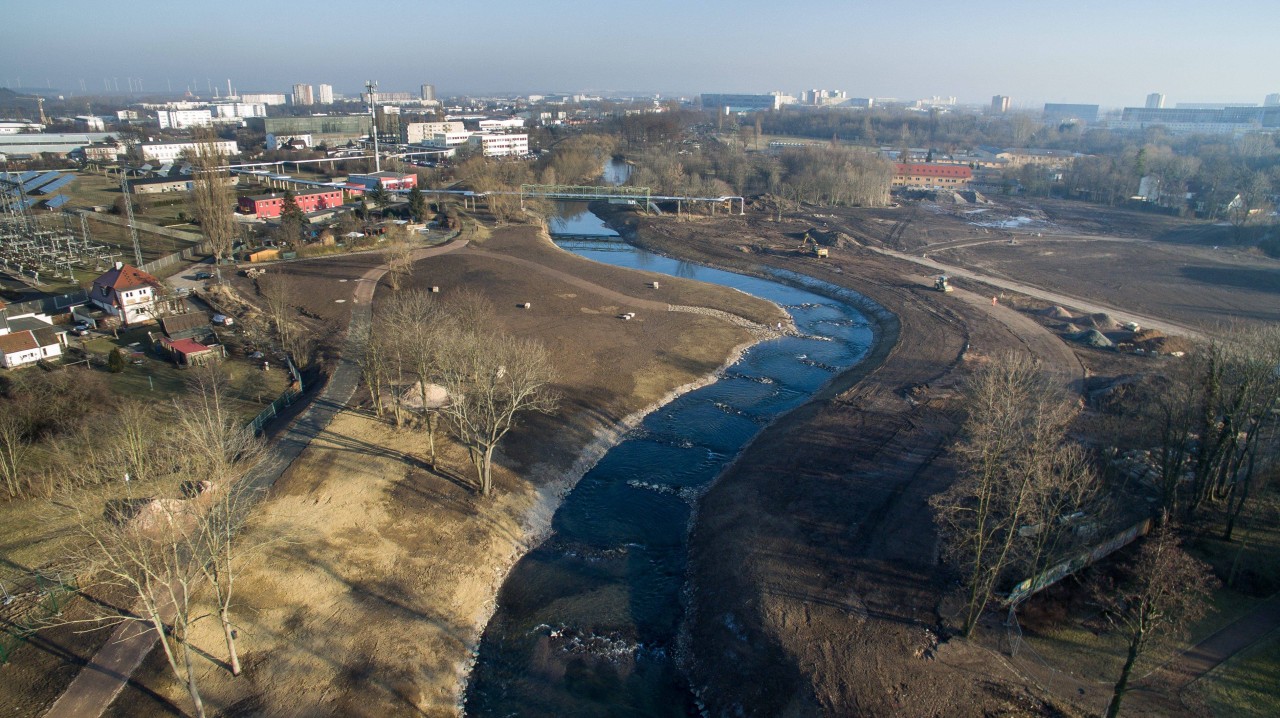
892, 163, 973, 190
91, 262, 163, 326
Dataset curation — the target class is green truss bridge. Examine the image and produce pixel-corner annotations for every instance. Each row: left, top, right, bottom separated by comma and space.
518, 184, 745, 214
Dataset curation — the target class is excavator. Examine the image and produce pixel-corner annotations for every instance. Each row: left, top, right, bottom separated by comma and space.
801, 231, 828, 258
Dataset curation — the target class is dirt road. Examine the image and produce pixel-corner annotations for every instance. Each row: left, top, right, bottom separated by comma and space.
866, 243, 1203, 339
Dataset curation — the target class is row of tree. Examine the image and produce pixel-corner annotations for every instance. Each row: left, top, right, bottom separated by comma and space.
625, 142, 894, 208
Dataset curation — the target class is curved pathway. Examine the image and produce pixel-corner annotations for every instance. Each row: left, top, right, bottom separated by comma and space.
42, 240, 468, 718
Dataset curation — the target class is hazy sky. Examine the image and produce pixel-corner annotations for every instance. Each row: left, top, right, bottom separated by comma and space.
3, 0, 1277, 108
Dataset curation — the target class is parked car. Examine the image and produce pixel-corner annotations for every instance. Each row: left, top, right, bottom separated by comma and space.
212, 314, 234, 326
194, 271, 213, 280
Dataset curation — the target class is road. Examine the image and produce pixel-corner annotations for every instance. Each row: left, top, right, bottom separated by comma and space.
42, 240, 469, 718
860, 243, 1205, 340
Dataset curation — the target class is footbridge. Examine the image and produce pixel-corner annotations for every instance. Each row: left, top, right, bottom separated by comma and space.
518, 184, 745, 214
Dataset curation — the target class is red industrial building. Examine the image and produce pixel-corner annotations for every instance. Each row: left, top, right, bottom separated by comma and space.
892, 163, 972, 189
238, 189, 345, 218
347, 171, 418, 191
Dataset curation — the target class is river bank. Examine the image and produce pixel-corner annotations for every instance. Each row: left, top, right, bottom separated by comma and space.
90, 223, 788, 718
597, 205, 1086, 716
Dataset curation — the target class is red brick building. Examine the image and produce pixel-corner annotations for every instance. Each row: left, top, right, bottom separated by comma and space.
892, 163, 972, 189
238, 189, 344, 218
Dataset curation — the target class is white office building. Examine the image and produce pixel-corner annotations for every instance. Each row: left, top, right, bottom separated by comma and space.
240, 93, 288, 106
469, 133, 529, 157
428, 130, 473, 148
156, 109, 213, 129
139, 139, 238, 162
213, 103, 267, 119
404, 121, 465, 143
318, 84, 334, 104
478, 118, 526, 132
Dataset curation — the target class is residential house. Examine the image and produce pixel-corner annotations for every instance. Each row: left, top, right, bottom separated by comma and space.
0, 328, 63, 368
91, 263, 163, 326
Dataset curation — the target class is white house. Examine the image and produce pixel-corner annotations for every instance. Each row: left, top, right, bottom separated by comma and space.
0, 328, 62, 368
91, 263, 163, 326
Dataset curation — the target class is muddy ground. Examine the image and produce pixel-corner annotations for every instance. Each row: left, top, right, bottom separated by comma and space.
825, 196, 1280, 329
600, 194, 1262, 717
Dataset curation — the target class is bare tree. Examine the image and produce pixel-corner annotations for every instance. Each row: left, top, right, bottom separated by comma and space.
931, 352, 1076, 637
189, 129, 236, 282
1096, 527, 1216, 718
174, 379, 265, 677
64, 478, 212, 718
385, 240, 415, 292
258, 272, 308, 364
0, 411, 28, 498
437, 331, 558, 496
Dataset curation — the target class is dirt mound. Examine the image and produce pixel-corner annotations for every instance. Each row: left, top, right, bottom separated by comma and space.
1068, 329, 1115, 348
1078, 312, 1118, 330
1136, 333, 1194, 355
1060, 322, 1082, 334
1041, 305, 1075, 320
399, 382, 449, 410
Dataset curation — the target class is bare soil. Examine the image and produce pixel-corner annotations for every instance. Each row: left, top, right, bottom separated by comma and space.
58, 223, 785, 718
597, 194, 1258, 717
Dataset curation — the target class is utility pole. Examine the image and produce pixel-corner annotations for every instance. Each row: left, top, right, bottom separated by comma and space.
365, 80, 381, 172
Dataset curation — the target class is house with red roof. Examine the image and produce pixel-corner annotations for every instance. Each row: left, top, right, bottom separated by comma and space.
91, 262, 163, 326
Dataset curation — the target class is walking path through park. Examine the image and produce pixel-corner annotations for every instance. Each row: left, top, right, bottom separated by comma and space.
43, 239, 468, 718
1140, 591, 1280, 692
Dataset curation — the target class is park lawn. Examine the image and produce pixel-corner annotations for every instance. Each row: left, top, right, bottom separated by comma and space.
1193, 628, 1280, 718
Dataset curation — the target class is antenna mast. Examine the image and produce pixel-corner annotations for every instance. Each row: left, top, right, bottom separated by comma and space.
365, 80, 381, 172
119, 174, 144, 266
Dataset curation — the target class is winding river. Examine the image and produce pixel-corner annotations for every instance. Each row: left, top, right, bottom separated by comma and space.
464, 205, 876, 716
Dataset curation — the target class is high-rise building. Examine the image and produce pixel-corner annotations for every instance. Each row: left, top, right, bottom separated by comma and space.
292, 84, 314, 106
1146, 92, 1166, 109
318, 84, 334, 104
1265, 93, 1280, 107
991, 95, 1011, 113
421, 83, 436, 102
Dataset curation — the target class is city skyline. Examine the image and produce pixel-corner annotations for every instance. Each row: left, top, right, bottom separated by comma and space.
2, 0, 1278, 107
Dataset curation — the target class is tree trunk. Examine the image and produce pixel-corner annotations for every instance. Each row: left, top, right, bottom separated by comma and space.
221, 607, 241, 676
427, 413, 437, 468
1106, 629, 1142, 718
481, 446, 495, 497
182, 639, 207, 718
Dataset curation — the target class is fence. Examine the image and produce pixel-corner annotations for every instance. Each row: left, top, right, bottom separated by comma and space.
138, 240, 212, 276
248, 356, 304, 434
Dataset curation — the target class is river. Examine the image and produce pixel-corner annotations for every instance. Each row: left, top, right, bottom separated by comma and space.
464, 197, 874, 717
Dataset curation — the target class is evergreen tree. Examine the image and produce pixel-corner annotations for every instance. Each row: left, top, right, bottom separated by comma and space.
408, 185, 427, 222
